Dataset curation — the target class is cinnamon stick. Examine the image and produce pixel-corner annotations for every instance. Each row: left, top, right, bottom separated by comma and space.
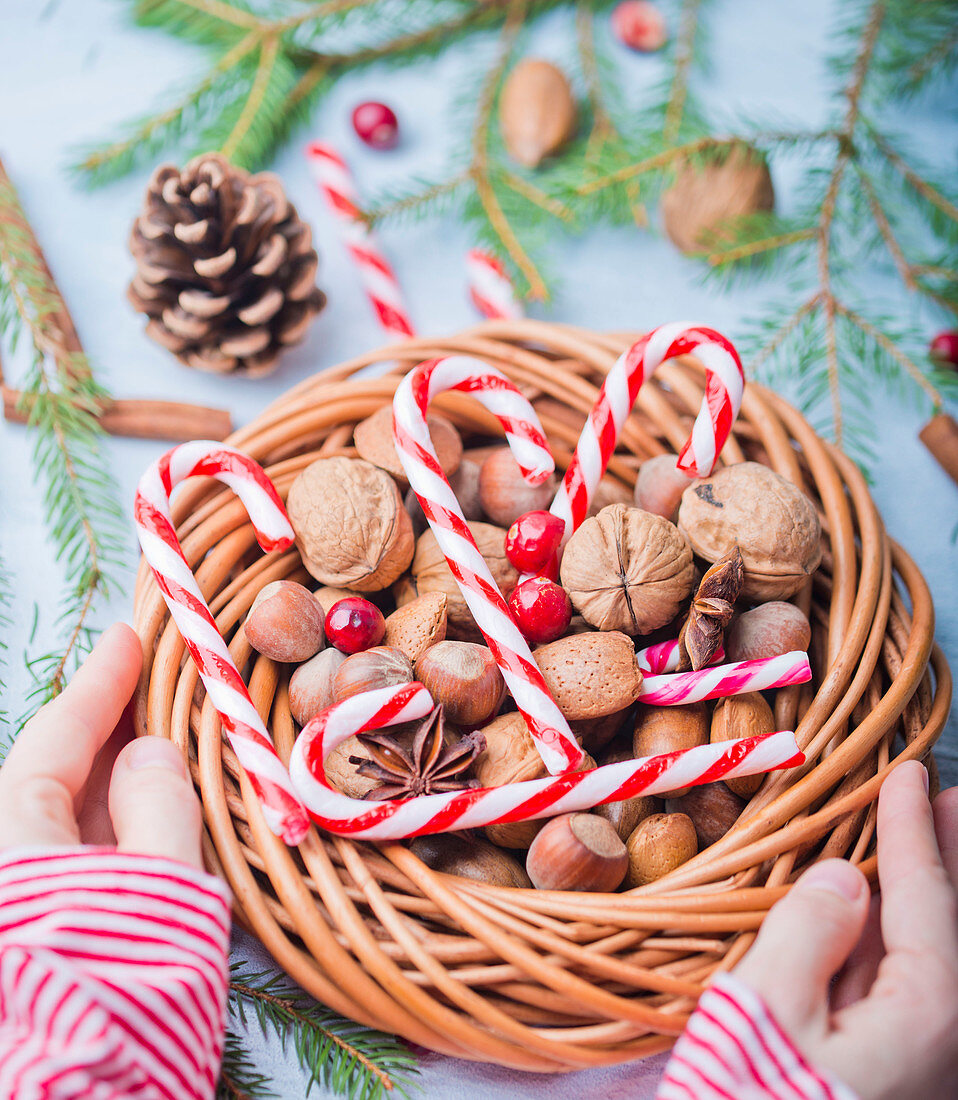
919, 412, 958, 487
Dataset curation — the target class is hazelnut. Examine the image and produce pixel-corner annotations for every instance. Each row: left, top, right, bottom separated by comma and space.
408, 833, 532, 888
246, 580, 326, 662
412, 521, 518, 640
560, 504, 695, 635
354, 406, 462, 489
625, 813, 697, 887
588, 476, 634, 516
677, 462, 823, 601
633, 454, 691, 519
414, 641, 505, 727
333, 646, 413, 703
727, 602, 812, 662
667, 782, 745, 848
632, 702, 709, 798
382, 592, 448, 663
314, 586, 360, 615
289, 648, 346, 725
500, 59, 577, 169
710, 692, 775, 798
449, 459, 485, 522
478, 448, 557, 527
287, 457, 414, 592
534, 631, 643, 720
526, 813, 628, 892
593, 743, 662, 840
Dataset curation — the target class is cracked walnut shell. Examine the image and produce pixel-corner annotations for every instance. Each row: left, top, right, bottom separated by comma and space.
677, 462, 823, 600
287, 457, 414, 592
560, 504, 695, 635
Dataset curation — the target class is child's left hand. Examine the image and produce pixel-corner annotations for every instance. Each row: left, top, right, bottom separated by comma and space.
0, 622, 204, 867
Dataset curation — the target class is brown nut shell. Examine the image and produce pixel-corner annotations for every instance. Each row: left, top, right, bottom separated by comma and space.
287, 457, 414, 592
355, 406, 462, 490
560, 504, 695, 634
478, 448, 558, 527
677, 462, 823, 601
726, 602, 812, 662
289, 647, 346, 725
633, 454, 692, 520
526, 813, 628, 892
710, 691, 775, 798
632, 702, 709, 798
333, 646, 414, 703
408, 833, 531, 888
667, 782, 745, 848
625, 813, 698, 887
499, 59, 577, 169
325, 736, 378, 799
412, 521, 518, 640
534, 631, 643, 720
414, 641, 505, 727
594, 744, 662, 841
314, 586, 360, 615
382, 592, 448, 663
246, 580, 326, 662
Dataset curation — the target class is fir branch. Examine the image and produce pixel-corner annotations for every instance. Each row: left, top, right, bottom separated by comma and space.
663, 0, 703, 145
228, 962, 419, 1100
217, 1032, 277, 1100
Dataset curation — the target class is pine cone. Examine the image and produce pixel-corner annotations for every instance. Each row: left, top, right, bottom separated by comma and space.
128, 154, 325, 377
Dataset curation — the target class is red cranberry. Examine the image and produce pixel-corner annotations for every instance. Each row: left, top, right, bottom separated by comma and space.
930, 330, 958, 368
351, 101, 399, 150
611, 1, 668, 52
509, 577, 572, 645
325, 598, 385, 654
504, 510, 565, 574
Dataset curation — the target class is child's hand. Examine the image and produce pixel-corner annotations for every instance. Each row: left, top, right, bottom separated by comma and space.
733, 760, 958, 1100
0, 623, 204, 868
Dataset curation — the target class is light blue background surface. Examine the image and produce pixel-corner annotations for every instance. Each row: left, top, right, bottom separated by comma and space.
1, 1, 956, 1095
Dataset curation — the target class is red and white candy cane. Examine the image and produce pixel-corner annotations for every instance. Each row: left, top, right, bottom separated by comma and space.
636, 638, 725, 674
639, 651, 811, 706
288, 683, 804, 840
306, 141, 416, 341
134, 441, 310, 846
392, 356, 585, 776
550, 322, 745, 542
466, 248, 524, 321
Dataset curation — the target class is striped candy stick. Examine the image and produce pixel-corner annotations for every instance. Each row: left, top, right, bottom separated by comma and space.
288, 683, 804, 840
392, 356, 585, 776
639, 651, 812, 705
550, 322, 745, 542
305, 141, 416, 341
466, 248, 524, 321
134, 441, 310, 846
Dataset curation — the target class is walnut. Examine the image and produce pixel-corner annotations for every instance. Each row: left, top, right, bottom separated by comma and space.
677, 462, 823, 600
325, 736, 378, 799
287, 457, 414, 592
559, 504, 695, 635
412, 521, 518, 640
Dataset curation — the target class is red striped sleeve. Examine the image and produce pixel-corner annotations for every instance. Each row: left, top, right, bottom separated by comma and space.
656, 972, 859, 1100
0, 847, 231, 1100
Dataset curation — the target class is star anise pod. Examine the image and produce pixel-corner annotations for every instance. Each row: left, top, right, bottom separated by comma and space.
352, 707, 486, 800
678, 546, 745, 671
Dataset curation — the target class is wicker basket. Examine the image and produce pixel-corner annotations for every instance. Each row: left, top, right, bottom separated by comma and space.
133, 321, 951, 1072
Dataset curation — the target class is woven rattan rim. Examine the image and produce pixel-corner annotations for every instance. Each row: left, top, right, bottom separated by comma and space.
133, 321, 952, 1071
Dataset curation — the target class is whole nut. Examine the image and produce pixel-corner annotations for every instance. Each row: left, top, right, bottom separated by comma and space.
570, 709, 628, 755
393, 574, 419, 608
325, 736, 378, 799
355, 406, 462, 490
414, 641, 505, 727
478, 448, 558, 528
333, 645, 414, 702
534, 631, 643, 721
412, 521, 518, 640
449, 459, 485, 522
625, 813, 698, 887
246, 580, 326, 662
632, 702, 709, 799
475, 713, 595, 848
727, 602, 812, 662
382, 592, 448, 663
287, 456, 414, 592
560, 504, 695, 634
500, 58, 578, 169
588, 476, 634, 516
314, 586, 360, 615
408, 833, 532, 888
526, 813, 628, 892
677, 462, 823, 601
594, 744, 661, 840
634, 454, 691, 519
667, 782, 745, 848
710, 692, 775, 798
289, 647, 346, 725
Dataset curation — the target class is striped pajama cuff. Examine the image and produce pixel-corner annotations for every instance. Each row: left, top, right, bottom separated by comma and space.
657, 972, 859, 1100
0, 847, 231, 1100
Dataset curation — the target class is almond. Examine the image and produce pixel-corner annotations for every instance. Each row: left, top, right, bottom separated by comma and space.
533, 631, 643, 720
383, 592, 448, 663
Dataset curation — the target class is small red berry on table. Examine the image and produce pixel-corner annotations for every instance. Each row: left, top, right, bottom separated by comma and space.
352, 102, 400, 150
504, 510, 565, 574
325, 597, 386, 653
930, 330, 958, 369
509, 577, 573, 645
612, 1, 668, 52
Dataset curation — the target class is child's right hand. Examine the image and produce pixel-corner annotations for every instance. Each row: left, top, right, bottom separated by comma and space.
0, 623, 204, 867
